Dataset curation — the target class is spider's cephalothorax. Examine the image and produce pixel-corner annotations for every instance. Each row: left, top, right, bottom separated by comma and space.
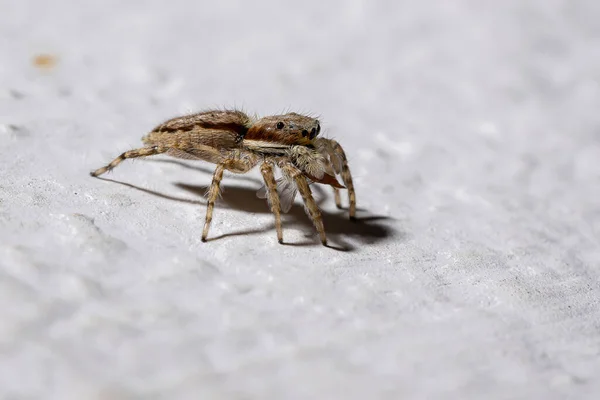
90, 110, 356, 246
245, 113, 321, 146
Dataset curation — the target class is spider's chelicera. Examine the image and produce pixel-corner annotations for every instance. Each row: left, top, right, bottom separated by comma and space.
90, 110, 356, 245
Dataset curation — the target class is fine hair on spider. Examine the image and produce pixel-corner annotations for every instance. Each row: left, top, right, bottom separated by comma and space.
90, 109, 356, 246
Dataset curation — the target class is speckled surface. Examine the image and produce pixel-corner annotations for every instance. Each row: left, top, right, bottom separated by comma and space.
1, 0, 600, 398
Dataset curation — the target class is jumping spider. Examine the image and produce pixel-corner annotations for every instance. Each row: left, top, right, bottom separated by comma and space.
90, 110, 356, 245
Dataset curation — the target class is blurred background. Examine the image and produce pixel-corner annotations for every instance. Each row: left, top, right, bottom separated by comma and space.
1, 0, 600, 399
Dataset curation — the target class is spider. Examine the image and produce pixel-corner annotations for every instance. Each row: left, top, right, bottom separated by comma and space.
90, 109, 356, 245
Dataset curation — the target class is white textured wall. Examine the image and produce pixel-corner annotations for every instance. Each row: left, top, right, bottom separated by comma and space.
1, 0, 600, 398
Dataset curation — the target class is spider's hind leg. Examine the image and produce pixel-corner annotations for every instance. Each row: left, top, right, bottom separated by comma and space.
201, 152, 259, 242
90, 146, 167, 177
202, 164, 225, 242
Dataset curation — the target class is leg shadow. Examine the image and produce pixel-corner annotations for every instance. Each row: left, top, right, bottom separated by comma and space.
95, 164, 399, 251
94, 176, 205, 206
175, 182, 398, 251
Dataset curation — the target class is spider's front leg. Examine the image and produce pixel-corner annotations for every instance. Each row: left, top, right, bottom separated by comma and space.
328, 139, 356, 220
280, 162, 327, 246
260, 160, 284, 244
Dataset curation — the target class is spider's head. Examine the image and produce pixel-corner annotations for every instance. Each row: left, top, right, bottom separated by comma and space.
248, 113, 321, 145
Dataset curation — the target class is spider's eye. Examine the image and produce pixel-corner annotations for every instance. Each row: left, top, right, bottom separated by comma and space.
301, 130, 309, 137
316, 123, 320, 134
310, 128, 316, 139
276, 122, 284, 129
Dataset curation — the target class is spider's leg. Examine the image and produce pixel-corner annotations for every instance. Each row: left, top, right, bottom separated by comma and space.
223, 152, 259, 174
202, 163, 225, 241
90, 146, 167, 177
281, 162, 327, 246
333, 187, 342, 209
260, 160, 283, 244
329, 140, 356, 219
202, 152, 259, 242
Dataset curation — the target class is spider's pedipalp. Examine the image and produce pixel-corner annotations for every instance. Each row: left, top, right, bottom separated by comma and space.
287, 145, 328, 180
314, 138, 342, 174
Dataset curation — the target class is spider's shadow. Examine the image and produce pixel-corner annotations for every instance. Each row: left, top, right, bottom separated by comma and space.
97, 159, 398, 251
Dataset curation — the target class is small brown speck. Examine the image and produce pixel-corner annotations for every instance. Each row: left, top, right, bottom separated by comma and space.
32, 54, 58, 69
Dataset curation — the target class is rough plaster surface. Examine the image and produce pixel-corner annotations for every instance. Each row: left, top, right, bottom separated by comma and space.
1, 0, 600, 398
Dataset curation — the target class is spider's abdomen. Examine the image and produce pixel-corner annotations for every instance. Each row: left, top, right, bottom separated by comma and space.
150, 110, 251, 136
142, 110, 252, 150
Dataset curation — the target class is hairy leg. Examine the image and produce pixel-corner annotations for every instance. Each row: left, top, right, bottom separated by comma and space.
90, 146, 167, 177
260, 161, 283, 243
280, 162, 327, 246
329, 140, 356, 219
223, 151, 259, 174
201, 152, 259, 241
333, 188, 342, 209
202, 164, 225, 241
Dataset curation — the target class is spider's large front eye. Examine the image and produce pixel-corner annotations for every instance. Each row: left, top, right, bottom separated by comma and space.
316, 123, 320, 135
276, 122, 284, 129
302, 130, 309, 137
